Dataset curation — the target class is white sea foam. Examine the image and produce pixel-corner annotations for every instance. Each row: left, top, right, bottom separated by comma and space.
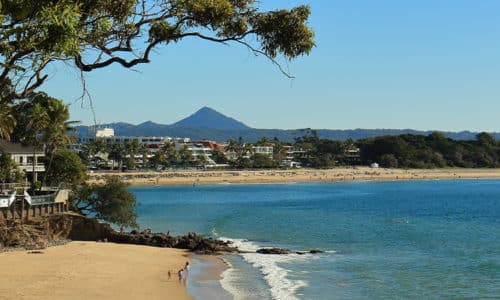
219, 237, 315, 300
220, 258, 247, 300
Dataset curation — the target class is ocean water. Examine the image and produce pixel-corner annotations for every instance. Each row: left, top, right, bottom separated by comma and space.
131, 180, 500, 299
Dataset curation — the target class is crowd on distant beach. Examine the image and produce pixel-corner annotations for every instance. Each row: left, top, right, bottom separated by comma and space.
88, 167, 500, 186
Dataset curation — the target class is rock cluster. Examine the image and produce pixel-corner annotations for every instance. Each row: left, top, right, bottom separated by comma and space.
111, 230, 237, 254
256, 247, 291, 254
1, 213, 324, 255
0, 213, 237, 254
256, 248, 326, 255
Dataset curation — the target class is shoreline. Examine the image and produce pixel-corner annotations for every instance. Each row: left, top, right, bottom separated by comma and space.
188, 255, 233, 300
88, 167, 500, 186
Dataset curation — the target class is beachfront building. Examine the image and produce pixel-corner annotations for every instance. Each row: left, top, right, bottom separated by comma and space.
80, 134, 172, 153
253, 146, 273, 159
173, 140, 223, 166
280, 145, 303, 168
79, 128, 173, 152
344, 148, 361, 165
0, 140, 45, 182
95, 128, 115, 138
77, 128, 176, 169
224, 144, 274, 161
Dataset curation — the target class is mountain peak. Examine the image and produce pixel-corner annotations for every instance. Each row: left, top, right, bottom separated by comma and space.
138, 120, 158, 126
172, 107, 250, 130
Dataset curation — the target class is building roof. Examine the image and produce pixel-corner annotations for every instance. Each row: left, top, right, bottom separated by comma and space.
0, 140, 44, 155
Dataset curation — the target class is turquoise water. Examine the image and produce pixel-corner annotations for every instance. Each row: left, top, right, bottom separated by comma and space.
131, 180, 500, 299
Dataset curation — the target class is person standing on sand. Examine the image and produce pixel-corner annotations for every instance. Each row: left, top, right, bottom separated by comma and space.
178, 269, 184, 282
185, 261, 190, 273
167, 270, 172, 280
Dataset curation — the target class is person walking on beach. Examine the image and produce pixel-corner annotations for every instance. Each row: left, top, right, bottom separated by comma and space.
167, 270, 172, 280
185, 261, 190, 273
178, 269, 184, 282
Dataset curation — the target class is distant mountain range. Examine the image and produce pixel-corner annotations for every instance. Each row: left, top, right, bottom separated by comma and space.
75, 107, 500, 142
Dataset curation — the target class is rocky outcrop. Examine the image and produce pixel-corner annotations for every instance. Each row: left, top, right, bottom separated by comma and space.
256, 247, 291, 255
109, 230, 237, 254
0, 213, 237, 254
309, 249, 325, 254
1, 213, 323, 255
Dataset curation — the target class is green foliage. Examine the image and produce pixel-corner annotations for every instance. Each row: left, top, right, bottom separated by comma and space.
72, 176, 138, 230
251, 153, 277, 168
476, 132, 495, 146
357, 133, 499, 168
33, 180, 42, 190
163, 141, 179, 166
1, 0, 314, 100
149, 149, 168, 169
211, 148, 228, 164
0, 150, 17, 183
108, 142, 125, 169
0, 101, 16, 141
45, 149, 87, 188
232, 156, 253, 169
293, 130, 348, 168
178, 145, 193, 167
380, 154, 398, 168
226, 139, 254, 168
12, 93, 76, 148
251, 5, 315, 59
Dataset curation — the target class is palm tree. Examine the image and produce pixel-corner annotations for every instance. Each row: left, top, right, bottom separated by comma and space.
108, 142, 125, 170
179, 145, 193, 168
138, 143, 149, 169
24, 102, 50, 188
43, 99, 79, 153
0, 101, 16, 141
124, 140, 139, 169
41, 99, 79, 183
163, 141, 178, 167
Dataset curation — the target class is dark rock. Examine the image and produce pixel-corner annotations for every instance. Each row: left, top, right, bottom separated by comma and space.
309, 249, 325, 254
257, 248, 290, 255
295, 251, 307, 255
0, 213, 238, 254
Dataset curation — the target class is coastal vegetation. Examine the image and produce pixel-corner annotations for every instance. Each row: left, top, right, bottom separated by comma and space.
72, 176, 138, 231
0, 0, 314, 102
0, 0, 316, 230
356, 132, 499, 168
76, 130, 500, 171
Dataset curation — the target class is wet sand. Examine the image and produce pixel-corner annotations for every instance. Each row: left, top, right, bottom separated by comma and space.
0, 242, 193, 300
188, 255, 233, 300
88, 167, 500, 186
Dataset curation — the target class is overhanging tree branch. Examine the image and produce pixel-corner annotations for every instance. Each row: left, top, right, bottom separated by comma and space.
0, 1, 314, 100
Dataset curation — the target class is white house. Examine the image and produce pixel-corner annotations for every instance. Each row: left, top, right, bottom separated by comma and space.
0, 140, 45, 182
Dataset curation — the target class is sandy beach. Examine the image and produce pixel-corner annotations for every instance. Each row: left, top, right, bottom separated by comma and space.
88, 167, 500, 186
0, 242, 193, 300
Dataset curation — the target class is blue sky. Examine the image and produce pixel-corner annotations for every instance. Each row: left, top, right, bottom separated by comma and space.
43, 1, 500, 131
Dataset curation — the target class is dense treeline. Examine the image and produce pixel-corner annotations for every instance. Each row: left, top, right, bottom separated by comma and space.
293, 130, 499, 168
356, 132, 499, 168
80, 131, 500, 170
